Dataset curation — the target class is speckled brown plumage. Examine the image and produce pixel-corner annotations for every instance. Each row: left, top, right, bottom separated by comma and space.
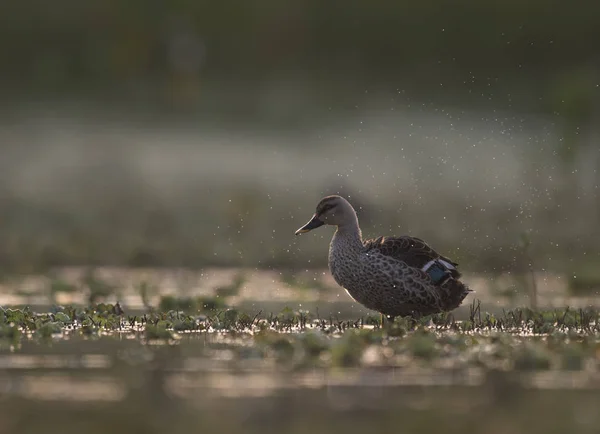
295, 195, 471, 318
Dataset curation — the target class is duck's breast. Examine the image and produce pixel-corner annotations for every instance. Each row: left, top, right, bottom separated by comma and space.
327, 241, 363, 289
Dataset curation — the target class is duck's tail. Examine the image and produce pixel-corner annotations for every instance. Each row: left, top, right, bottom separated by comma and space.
421, 258, 471, 311
439, 278, 471, 311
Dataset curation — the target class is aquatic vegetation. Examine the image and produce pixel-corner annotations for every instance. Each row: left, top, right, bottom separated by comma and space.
158, 295, 227, 314
0, 302, 598, 434
0, 302, 596, 374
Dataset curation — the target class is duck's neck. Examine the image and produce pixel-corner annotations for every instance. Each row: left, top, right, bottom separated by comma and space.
331, 220, 364, 253
328, 219, 364, 282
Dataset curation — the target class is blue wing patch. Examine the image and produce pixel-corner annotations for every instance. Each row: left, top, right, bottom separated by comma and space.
422, 260, 451, 285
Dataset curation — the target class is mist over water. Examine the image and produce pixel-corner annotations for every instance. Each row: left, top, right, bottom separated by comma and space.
1, 103, 597, 272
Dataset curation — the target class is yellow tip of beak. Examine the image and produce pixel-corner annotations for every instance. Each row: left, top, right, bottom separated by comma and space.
295, 214, 324, 236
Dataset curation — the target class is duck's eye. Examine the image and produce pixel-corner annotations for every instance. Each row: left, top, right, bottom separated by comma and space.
318, 204, 336, 216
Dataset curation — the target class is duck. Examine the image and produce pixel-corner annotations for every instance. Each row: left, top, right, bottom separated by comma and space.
295, 195, 470, 320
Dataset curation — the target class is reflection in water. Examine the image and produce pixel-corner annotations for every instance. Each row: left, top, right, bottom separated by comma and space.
0, 328, 597, 434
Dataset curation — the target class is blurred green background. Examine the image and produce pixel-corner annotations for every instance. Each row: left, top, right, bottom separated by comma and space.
1, 0, 599, 275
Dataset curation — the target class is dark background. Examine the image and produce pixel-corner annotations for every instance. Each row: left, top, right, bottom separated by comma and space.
1, 0, 599, 275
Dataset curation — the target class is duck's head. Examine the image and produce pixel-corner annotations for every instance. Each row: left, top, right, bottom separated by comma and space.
295, 195, 357, 235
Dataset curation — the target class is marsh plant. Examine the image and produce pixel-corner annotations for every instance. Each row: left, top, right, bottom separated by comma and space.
0, 301, 597, 375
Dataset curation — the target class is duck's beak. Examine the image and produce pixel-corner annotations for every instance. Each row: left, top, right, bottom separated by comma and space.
295, 214, 324, 235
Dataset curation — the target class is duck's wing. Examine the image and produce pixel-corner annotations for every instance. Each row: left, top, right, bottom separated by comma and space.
364, 235, 461, 279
